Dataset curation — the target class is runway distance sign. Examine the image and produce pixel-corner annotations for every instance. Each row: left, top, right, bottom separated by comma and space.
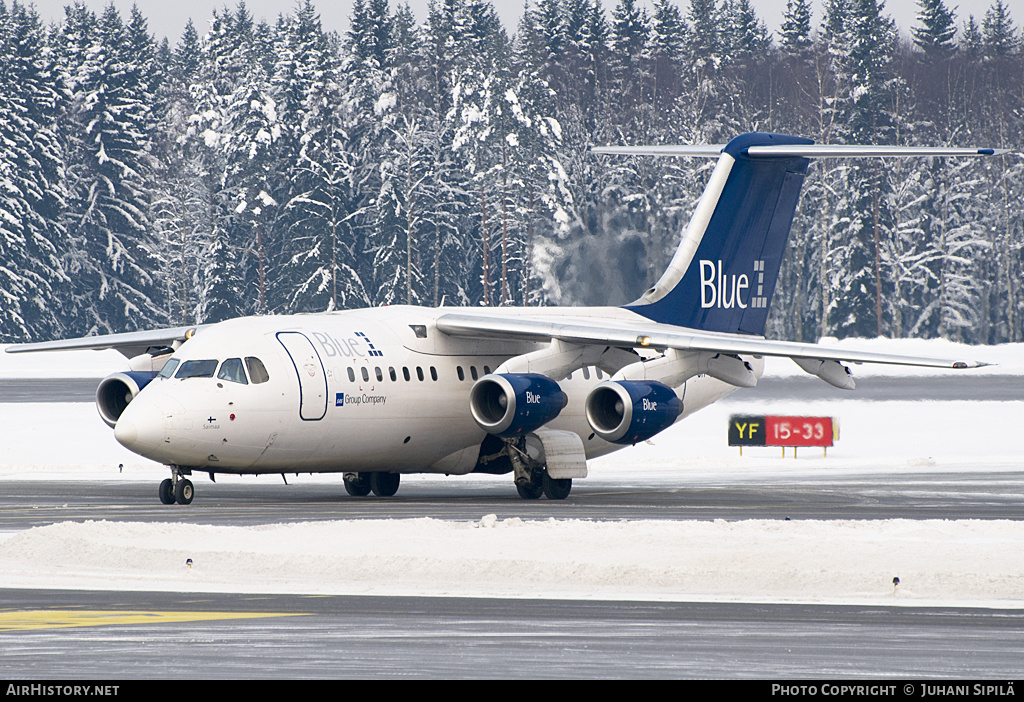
729, 415, 836, 448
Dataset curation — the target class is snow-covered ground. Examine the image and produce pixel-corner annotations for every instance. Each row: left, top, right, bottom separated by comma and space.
0, 340, 1022, 606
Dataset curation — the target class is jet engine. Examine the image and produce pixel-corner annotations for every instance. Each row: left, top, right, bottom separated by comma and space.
585, 380, 682, 445
469, 373, 567, 438
96, 371, 158, 428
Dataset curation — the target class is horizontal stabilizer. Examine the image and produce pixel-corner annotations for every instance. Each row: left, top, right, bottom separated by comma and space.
591, 144, 1008, 159
591, 145, 725, 157
746, 145, 1009, 158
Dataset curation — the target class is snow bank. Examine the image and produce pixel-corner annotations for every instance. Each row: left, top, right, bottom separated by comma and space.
1, 517, 1022, 607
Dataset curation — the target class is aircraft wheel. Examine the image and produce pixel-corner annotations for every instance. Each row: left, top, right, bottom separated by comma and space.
370, 472, 400, 497
174, 478, 194, 505
542, 474, 571, 500
343, 472, 371, 497
516, 481, 543, 500
158, 478, 175, 505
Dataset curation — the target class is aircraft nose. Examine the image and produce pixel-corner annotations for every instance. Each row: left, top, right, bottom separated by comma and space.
113, 390, 185, 455
114, 418, 138, 447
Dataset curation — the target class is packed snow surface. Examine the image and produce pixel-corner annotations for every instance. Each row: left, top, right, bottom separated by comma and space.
1, 339, 1022, 606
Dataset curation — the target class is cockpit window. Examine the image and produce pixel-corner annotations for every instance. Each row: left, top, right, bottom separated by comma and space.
217, 358, 248, 385
245, 357, 270, 384
175, 359, 218, 379
158, 358, 180, 379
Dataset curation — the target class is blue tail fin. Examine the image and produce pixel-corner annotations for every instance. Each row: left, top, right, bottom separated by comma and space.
625, 133, 812, 335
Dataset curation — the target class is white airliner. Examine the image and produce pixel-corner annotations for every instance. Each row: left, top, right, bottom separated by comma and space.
5, 132, 1003, 505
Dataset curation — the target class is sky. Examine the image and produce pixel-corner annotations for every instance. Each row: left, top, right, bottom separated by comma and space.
24, 0, 1024, 46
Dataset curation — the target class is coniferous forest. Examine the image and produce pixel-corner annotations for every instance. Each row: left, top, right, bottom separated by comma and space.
1, 0, 1022, 345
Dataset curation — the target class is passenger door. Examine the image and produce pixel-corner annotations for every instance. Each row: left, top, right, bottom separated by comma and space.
276, 331, 328, 420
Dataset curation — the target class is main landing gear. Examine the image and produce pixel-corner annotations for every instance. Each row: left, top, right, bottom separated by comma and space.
344, 472, 401, 497
515, 469, 571, 500
508, 437, 571, 501
159, 468, 194, 505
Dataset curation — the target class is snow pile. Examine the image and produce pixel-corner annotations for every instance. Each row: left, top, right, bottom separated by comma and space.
2, 517, 1022, 606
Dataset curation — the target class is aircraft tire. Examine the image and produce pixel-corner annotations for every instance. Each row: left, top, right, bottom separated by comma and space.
158, 478, 175, 505
542, 474, 571, 500
516, 482, 543, 500
343, 472, 371, 497
174, 478, 194, 505
370, 472, 400, 497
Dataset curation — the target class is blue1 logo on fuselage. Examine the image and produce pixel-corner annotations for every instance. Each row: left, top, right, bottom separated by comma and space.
312, 330, 384, 359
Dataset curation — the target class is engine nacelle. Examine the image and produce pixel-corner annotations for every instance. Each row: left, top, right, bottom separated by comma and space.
585, 380, 682, 445
96, 371, 158, 428
469, 373, 566, 438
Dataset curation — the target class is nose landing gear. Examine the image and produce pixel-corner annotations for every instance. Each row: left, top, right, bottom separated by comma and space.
159, 468, 194, 505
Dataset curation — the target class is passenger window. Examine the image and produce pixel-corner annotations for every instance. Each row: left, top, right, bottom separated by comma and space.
245, 357, 270, 384
176, 359, 218, 379
361, 367, 369, 382
158, 358, 180, 379
484, 365, 491, 374
375, 367, 383, 382
416, 367, 424, 381
583, 367, 591, 380
389, 367, 397, 382
347, 367, 355, 382
470, 366, 478, 380
596, 368, 604, 379
217, 358, 248, 384
403, 367, 411, 381
430, 366, 437, 381
457, 366, 465, 381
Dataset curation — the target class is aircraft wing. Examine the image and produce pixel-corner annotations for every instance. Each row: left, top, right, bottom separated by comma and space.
434, 312, 988, 370
3, 325, 205, 359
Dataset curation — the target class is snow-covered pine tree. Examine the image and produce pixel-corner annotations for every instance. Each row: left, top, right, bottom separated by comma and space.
780, 0, 813, 55
0, 1, 69, 342
59, 3, 163, 335
913, 0, 958, 57
344, 0, 407, 307
608, 0, 649, 127
223, 68, 278, 316
685, 0, 720, 64
274, 0, 368, 312
961, 14, 983, 56
646, 0, 686, 111
723, 0, 771, 64
820, 0, 899, 339
151, 20, 207, 326
982, 0, 1019, 57
188, 4, 262, 324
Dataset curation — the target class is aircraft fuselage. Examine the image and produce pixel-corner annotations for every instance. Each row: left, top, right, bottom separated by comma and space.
114, 305, 744, 476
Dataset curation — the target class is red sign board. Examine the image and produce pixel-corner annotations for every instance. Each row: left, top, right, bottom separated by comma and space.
764, 416, 833, 447
729, 415, 835, 448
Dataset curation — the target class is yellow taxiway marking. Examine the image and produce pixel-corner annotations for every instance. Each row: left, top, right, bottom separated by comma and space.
0, 610, 306, 631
